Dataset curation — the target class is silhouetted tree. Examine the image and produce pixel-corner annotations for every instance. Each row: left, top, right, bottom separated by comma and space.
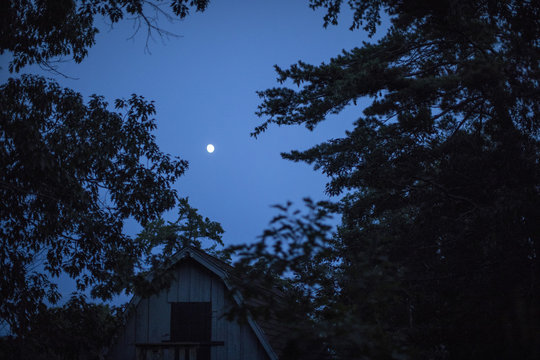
0, 295, 121, 360
137, 197, 225, 255
0, 75, 189, 333
1, 0, 214, 338
1, 0, 210, 72
244, 1, 539, 358
131, 197, 226, 296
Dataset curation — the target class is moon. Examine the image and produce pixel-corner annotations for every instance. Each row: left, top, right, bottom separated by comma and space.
206, 144, 215, 153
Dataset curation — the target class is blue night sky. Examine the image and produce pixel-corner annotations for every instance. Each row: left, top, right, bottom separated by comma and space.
1, 1, 380, 251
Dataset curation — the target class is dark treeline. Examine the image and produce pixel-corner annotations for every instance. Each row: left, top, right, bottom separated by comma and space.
235, 1, 539, 359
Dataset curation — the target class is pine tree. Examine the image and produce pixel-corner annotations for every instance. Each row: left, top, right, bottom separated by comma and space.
249, 1, 540, 358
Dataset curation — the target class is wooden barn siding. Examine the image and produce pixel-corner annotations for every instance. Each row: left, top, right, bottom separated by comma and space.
109, 261, 270, 360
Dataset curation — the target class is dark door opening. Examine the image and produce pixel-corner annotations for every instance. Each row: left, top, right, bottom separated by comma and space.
170, 302, 211, 360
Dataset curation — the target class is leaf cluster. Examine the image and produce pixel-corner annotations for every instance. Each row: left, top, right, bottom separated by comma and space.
131, 197, 225, 297
0, 75, 187, 333
0, 295, 122, 360
1, 0, 210, 72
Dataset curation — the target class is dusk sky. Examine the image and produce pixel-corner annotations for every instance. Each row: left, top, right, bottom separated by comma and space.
1, 0, 382, 250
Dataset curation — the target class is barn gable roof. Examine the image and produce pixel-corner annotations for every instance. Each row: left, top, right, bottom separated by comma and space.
128, 246, 280, 360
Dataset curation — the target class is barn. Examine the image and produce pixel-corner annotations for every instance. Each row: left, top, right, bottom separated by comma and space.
107, 246, 287, 360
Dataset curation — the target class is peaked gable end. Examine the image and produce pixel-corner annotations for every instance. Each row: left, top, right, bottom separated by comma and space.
108, 247, 278, 360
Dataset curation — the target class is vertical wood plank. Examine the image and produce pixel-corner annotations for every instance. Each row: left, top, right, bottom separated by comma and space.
178, 265, 191, 301
211, 277, 225, 360
108, 309, 136, 360
163, 348, 173, 360
226, 298, 242, 360
135, 298, 149, 343
191, 265, 212, 302
167, 267, 179, 302
191, 265, 202, 301
148, 290, 170, 342
242, 320, 269, 360
241, 324, 251, 359
124, 308, 136, 345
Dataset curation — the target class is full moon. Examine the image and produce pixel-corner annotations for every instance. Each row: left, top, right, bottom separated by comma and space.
206, 144, 215, 153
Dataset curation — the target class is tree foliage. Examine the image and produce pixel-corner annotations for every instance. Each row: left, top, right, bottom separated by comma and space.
1, 0, 216, 341
137, 197, 224, 255
0, 75, 188, 333
247, 0, 540, 358
0, 0, 210, 72
229, 199, 341, 359
131, 197, 226, 296
0, 296, 121, 360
